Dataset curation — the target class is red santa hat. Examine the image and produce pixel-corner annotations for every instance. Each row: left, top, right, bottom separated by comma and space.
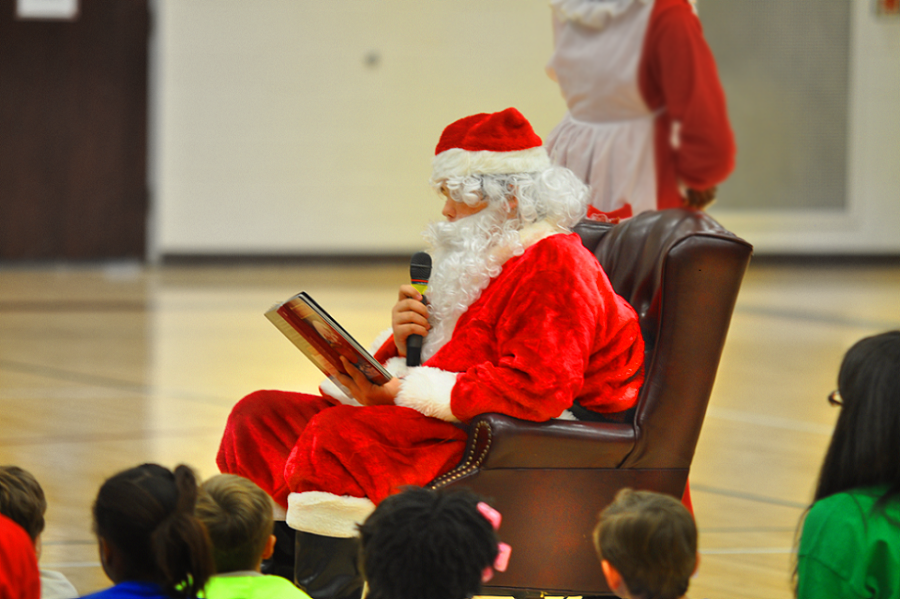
431, 107, 551, 182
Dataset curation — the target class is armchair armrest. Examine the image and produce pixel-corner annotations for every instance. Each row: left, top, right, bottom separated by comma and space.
429, 413, 636, 489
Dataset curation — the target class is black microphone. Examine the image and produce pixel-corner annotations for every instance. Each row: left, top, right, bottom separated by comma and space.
406, 251, 432, 367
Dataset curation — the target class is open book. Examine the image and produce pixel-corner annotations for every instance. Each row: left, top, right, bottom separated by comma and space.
265, 292, 393, 391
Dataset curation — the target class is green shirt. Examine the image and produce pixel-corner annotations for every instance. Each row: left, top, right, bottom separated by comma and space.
797, 486, 900, 599
201, 572, 312, 599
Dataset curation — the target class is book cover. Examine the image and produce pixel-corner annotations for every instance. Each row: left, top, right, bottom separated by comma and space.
265, 292, 393, 391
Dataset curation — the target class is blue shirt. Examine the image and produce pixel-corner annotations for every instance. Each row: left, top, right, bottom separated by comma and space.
79, 581, 189, 599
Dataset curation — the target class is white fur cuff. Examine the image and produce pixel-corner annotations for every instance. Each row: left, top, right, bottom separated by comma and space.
395, 366, 460, 423
286, 491, 376, 538
383, 356, 410, 379
319, 378, 361, 406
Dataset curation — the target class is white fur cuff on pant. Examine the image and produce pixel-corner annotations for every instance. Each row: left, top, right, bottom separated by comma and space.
273, 503, 287, 521
286, 491, 376, 538
395, 366, 459, 423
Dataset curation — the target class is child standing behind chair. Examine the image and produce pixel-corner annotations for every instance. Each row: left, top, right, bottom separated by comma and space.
594, 488, 699, 599
358, 486, 510, 599
195, 474, 311, 599
0, 465, 78, 599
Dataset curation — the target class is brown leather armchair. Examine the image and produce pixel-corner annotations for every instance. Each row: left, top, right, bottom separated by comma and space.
427, 208, 753, 598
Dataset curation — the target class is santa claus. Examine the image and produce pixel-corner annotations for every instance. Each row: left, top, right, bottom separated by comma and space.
217, 107, 645, 598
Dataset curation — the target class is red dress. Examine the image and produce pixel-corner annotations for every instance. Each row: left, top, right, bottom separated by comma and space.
546, 0, 735, 214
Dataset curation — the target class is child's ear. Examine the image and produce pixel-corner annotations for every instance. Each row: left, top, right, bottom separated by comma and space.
262, 534, 277, 560
601, 559, 627, 597
693, 552, 701, 577
98, 536, 117, 581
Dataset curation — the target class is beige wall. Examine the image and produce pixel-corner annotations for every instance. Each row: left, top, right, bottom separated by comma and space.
150, 0, 900, 258
151, 0, 566, 258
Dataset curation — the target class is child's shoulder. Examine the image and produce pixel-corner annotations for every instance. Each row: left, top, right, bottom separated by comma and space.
203, 573, 312, 599
258, 574, 313, 599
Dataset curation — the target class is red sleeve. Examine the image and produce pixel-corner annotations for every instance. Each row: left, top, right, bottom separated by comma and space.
0, 515, 41, 599
373, 335, 399, 364
449, 237, 643, 423
639, 0, 735, 204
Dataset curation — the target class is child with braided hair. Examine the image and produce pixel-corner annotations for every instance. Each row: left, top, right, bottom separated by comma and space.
358, 486, 511, 599
82, 463, 215, 599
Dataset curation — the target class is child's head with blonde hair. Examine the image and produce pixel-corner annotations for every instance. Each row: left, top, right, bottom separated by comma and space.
195, 473, 276, 573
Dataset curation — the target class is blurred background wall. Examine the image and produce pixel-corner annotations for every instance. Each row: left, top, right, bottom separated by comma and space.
1, 0, 898, 261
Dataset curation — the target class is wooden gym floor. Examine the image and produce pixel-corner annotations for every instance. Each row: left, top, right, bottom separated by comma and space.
1, 259, 898, 597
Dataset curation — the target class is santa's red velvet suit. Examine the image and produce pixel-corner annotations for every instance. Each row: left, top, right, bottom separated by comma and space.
545, 0, 735, 216
217, 108, 646, 538
218, 227, 644, 536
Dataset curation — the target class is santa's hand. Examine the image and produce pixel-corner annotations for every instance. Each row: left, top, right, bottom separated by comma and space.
391, 284, 430, 357
336, 357, 400, 406
684, 186, 717, 209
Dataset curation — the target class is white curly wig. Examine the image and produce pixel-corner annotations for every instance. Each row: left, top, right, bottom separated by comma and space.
431, 165, 589, 232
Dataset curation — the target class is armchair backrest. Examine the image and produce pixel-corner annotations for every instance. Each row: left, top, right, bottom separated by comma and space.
574, 208, 753, 469
432, 209, 752, 597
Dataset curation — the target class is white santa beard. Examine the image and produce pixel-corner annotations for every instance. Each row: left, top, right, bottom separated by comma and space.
420, 203, 524, 362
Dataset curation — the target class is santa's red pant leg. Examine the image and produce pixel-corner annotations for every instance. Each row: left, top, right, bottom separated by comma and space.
217, 390, 342, 510
217, 390, 468, 534
284, 403, 469, 502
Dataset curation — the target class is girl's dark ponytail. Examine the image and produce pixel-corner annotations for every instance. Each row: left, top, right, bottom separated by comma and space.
151, 465, 214, 597
93, 463, 214, 597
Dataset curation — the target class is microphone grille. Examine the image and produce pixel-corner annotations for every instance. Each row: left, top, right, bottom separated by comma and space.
409, 251, 432, 284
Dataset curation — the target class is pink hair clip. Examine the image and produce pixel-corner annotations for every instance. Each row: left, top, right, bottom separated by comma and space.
477, 502, 511, 582
477, 501, 502, 530
481, 543, 512, 582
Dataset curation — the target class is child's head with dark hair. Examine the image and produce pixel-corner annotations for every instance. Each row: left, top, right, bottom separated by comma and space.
92, 463, 214, 597
815, 330, 900, 504
195, 473, 275, 573
358, 487, 503, 599
594, 488, 698, 599
0, 466, 46, 545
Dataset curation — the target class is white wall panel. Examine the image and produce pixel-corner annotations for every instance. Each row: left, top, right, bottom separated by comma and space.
704, 0, 900, 254
152, 0, 566, 257
150, 0, 899, 258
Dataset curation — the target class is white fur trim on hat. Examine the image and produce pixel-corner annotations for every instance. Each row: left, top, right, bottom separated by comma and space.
394, 366, 460, 423
432, 146, 551, 183
286, 491, 376, 537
